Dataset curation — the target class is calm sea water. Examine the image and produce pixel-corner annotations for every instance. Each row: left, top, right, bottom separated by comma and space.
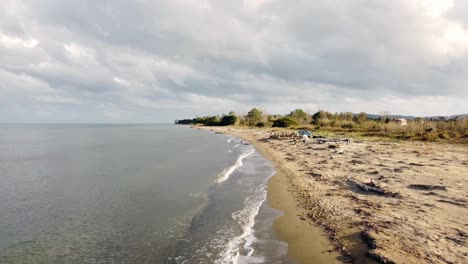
0, 124, 290, 263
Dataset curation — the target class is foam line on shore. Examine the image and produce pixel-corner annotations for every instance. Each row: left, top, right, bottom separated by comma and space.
216, 148, 255, 183
216, 186, 268, 264
199, 126, 341, 264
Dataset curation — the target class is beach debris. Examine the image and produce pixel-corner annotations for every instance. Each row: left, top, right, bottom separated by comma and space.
450, 229, 468, 245
335, 149, 344, 154
269, 132, 297, 140
407, 184, 447, 191
298, 129, 312, 137
437, 199, 467, 207
409, 162, 425, 166
317, 138, 351, 144
328, 144, 338, 149
456, 228, 467, 238
308, 172, 323, 177
347, 178, 387, 194
317, 138, 328, 144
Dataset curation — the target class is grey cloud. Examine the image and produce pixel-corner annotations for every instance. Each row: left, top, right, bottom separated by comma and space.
0, 0, 467, 122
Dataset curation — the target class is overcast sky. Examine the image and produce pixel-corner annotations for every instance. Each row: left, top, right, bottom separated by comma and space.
1, 0, 467, 122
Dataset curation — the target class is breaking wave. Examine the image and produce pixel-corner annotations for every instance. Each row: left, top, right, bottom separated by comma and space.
215, 188, 268, 264
216, 148, 255, 183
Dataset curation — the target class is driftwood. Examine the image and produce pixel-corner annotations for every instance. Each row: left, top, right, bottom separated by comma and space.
408, 184, 447, 191
317, 138, 351, 144
348, 178, 386, 194
335, 149, 344, 154
269, 132, 297, 139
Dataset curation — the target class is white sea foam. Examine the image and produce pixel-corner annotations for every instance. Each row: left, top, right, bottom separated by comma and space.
216, 186, 268, 264
216, 148, 255, 183
233, 143, 240, 148
227, 138, 234, 143
182, 148, 281, 264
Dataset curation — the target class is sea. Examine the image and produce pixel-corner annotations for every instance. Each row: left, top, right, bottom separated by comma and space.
0, 124, 294, 264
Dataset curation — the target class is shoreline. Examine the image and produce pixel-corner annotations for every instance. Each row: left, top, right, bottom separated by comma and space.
195, 125, 468, 264
199, 126, 343, 263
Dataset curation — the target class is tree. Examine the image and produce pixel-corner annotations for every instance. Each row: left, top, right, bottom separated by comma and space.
245, 108, 263, 126
220, 114, 238, 126
312, 111, 332, 125
341, 112, 354, 121
273, 117, 297, 127
380, 111, 391, 123
354, 112, 368, 124
206, 116, 221, 126
288, 109, 308, 124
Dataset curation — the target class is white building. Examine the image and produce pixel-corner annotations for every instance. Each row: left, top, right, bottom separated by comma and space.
394, 118, 407, 126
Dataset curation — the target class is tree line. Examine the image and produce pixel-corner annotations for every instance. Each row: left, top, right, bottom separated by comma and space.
176, 108, 377, 128
175, 108, 468, 142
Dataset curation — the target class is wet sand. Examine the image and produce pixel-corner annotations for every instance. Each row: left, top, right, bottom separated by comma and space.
199, 126, 468, 264
249, 133, 342, 264
200, 126, 343, 263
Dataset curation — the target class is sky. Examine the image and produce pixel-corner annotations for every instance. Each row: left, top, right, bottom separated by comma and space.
1, 0, 467, 123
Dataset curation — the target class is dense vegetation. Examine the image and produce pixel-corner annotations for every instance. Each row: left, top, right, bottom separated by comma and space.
175, 109, 468, 142
175, 112, 238, 126
272, 117, 297, 127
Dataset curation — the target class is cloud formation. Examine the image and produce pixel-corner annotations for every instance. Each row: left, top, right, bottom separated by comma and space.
1, 0, 467, 122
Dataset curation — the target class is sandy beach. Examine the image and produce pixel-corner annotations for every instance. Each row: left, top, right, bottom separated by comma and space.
199, 126, 468, 264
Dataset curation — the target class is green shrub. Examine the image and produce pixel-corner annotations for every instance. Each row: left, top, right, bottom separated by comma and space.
288, 109, 309, 124
245, 108, 263, 127
341, 122, 355, 129
273, 117, 297, 127
256, 122, 266, 127
220, 115, 238, 126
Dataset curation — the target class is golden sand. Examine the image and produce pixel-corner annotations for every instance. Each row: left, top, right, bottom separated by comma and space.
199, 126, 468, 264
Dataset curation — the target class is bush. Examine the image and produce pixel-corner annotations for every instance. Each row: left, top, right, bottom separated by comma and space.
340, 121, 355, 129
205, 116, 220, 126
245, 108, 263, 127
220, 115, 238, 126
288, 109, 309, 124
273, 117, 297, 127
318, 118, 331, 127
256, 122, 266, 127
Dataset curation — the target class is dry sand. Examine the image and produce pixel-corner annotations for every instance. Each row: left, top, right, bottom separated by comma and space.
200, 126, 468, 264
